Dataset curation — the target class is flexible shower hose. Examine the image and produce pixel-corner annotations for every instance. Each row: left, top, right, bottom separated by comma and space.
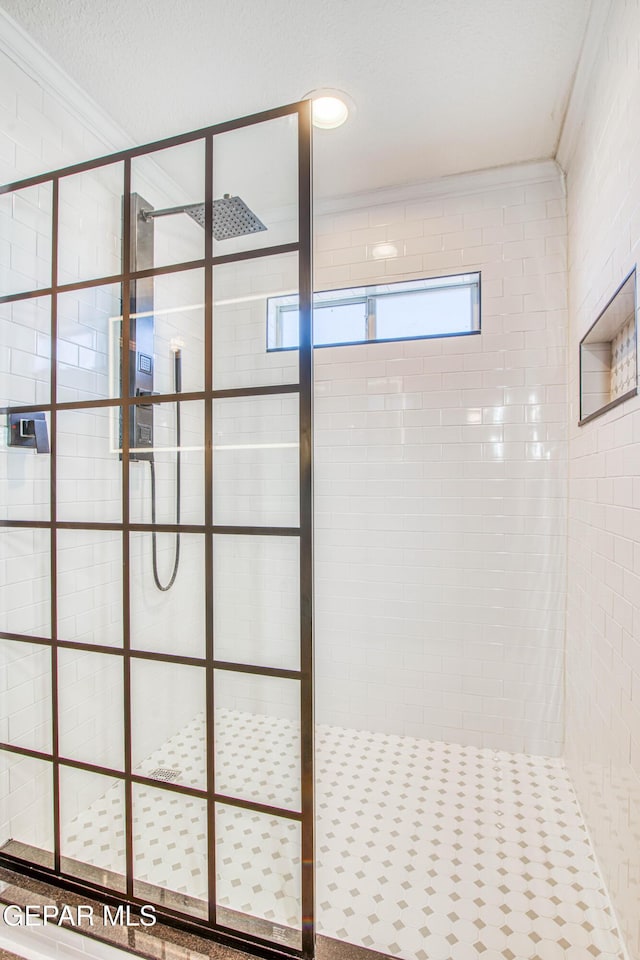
149, 354, 181, 591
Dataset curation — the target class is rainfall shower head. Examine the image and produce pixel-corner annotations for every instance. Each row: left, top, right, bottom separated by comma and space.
141, 194, 267, 241
186, 196, 267, 240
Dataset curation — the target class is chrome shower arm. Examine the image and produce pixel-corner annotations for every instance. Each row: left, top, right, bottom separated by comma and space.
140, 202, 201, 221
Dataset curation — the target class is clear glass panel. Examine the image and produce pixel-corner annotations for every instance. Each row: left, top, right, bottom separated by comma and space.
268, 297, 366, 349
130, 268, 204, 397
0, 528, 50, 637
60, 767, 126, 891
131, 659, 205, 791
214, 671, 300, 811
129, 399, 204, 526
131, 140, 205, 271
0, 752, 53, 867
0, 639, 51, 753
0, 295, 51, 407
130, 532, 205, 659
133, 782, 207, 919
57, 283, 122, 403
213, 114, 298, 257
58, 162, 123, 285
57, 530, 122, 648
314, 301, 367, 345
58, 648, 124, 770
57, 406, 122, 522
0, 411, 50, 523
213, 393, 299, 527
375, 281, 477, 340
216, 803, 301, 947
213, 535, 299, 670
215, 252, 298, 390
0, 183, 52, 297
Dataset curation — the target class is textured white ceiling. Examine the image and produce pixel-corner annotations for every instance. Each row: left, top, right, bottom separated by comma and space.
2, 0, 592, 197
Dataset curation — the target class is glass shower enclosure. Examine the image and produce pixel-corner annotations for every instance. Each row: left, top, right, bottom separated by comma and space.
0, 101, 314, 958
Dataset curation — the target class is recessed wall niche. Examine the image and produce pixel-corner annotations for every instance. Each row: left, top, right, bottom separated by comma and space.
579, 268, 638, 424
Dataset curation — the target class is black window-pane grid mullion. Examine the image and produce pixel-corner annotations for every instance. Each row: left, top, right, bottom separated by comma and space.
297, 97, 314, 960
1, 384, 302, 419
0, 636, 306, 681
0, 240, 300, 308
50, 176, 60, 874
2, 101, 313, 958
0, 745, 304, 829
121, 156, 134, 901
1, 101, 302, 196
204, 132, 216, 927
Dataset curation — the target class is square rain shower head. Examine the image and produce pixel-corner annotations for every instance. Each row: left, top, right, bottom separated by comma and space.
184, 195, 267, 241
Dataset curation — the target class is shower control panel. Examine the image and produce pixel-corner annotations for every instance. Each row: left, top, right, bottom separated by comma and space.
121, 192, 156, 462
120, 309, 155, 461
7, 411, 50, 454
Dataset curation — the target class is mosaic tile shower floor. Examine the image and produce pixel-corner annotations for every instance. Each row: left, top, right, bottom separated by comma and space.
62, 710, 626, 960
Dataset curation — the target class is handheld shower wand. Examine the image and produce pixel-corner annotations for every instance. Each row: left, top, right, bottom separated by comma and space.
149, 347, 181, 592
128, 188, 267, 593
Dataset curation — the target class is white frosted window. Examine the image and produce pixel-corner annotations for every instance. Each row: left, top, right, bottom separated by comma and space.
267, 272, 480, 350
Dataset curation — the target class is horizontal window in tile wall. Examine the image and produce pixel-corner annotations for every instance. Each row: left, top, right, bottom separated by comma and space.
266, 272, 480, 350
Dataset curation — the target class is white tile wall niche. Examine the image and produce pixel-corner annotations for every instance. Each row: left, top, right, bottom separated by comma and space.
558, 1, 640, 956
611, 316, 637, 399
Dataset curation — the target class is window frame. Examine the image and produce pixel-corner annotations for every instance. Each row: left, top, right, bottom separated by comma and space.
266, 271, 481, 352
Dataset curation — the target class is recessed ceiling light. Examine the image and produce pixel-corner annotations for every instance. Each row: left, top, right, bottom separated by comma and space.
371, 242, 399, 260
304, 89, 353, 129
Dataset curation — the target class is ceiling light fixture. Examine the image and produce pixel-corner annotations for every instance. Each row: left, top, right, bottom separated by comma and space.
371, 242, 399, 260
304, 88, 353, 129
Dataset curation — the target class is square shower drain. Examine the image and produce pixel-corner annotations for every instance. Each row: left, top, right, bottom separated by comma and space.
149, 768, 182, 783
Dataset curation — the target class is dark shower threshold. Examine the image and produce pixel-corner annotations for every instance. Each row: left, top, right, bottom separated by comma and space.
0, 865, 391, 960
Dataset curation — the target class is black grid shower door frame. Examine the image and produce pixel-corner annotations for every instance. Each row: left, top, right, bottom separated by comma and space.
0, 100, 314, 960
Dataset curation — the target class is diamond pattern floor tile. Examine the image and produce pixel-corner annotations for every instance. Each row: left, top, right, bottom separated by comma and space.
60, 711, 627, 960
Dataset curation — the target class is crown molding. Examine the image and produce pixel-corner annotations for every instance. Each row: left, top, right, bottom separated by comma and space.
556, 0, 613, 172
0, 5, 132, 155
315, 159, 563, 217
0, 8, 189, 203
0, 6, 564, 225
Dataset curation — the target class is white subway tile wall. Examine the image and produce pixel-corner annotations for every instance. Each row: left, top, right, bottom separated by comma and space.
0, 752, 53, 859
0, 182, 52, 296
0, 639, 51, 753
313, 176, 568, 756
558, 1, 640, 955
130, 531, 206, 659
212, 535, 300, 671
57, 647, 125, 771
